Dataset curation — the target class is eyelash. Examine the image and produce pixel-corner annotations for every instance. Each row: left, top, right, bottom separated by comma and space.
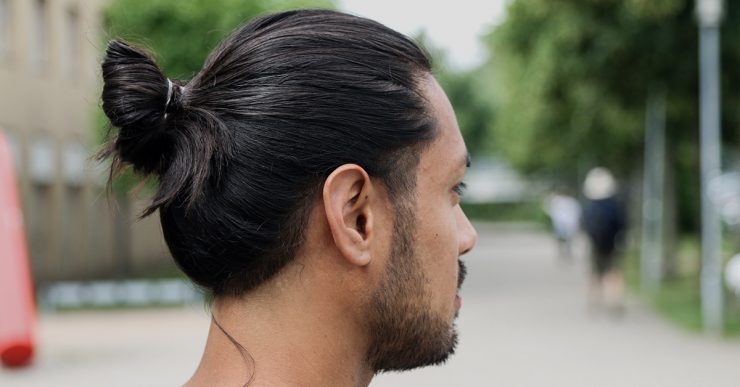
453, 181, 467, 196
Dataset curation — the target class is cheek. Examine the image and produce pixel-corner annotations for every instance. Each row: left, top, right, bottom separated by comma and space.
417, 201, 459, 289
429, 214, 459, 261
434, 199, 459, 251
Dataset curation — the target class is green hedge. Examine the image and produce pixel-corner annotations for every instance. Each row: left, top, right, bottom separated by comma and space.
461, 201, 548, 224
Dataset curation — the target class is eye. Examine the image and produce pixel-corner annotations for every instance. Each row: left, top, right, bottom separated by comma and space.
453, 181, 467, 197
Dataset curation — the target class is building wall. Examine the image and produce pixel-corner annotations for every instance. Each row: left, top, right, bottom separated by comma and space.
0, 0, 171, 285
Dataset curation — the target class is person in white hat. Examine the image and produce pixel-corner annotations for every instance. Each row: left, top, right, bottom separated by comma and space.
582, 167, 627, 315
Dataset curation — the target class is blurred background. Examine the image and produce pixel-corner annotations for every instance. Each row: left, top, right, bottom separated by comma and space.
1, 0, 740, 386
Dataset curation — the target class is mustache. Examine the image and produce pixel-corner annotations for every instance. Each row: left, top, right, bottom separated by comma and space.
457, 259, 467, 290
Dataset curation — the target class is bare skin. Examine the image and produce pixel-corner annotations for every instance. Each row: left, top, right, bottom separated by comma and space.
588, 270, 625, 314
185, 75, 477, 387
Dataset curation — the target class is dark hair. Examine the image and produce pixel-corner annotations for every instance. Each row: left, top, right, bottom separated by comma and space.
99, 9, 436, 296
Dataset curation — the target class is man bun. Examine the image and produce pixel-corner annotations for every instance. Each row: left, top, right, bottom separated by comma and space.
99, 39, 232, 216
101, 40, 173, 174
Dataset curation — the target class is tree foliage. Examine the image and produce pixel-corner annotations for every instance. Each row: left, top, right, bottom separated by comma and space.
485, 0, 740, 230
103, 0, 335, 80
487, 0, 740, 171
424, 37, 496, 156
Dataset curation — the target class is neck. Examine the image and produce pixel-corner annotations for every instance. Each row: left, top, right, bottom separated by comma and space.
185, 264, 374, 387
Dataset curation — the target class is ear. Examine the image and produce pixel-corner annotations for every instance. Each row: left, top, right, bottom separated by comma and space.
322, 164, 375, 266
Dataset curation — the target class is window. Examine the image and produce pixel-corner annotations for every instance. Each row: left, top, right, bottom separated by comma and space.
30, 135, 54, 185
30, 0, 48, 74
63, 137, 86, 186
63, 7, 81, 79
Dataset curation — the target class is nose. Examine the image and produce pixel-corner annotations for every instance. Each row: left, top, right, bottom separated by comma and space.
456, 206, 477, 256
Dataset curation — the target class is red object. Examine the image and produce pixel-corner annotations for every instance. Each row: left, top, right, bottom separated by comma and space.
0, 129, 35, 367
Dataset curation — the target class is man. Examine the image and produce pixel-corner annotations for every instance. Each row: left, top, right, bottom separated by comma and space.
99, 9, 477, 386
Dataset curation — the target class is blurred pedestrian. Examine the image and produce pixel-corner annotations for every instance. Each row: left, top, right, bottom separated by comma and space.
543, 189, 581, 261
581, 167, 626, 315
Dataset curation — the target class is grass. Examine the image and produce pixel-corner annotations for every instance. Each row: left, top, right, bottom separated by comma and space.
653, 276, 703, 332
624, 236, 740, 337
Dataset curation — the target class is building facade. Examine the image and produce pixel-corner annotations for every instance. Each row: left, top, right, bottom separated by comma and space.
0, 0, 170, 285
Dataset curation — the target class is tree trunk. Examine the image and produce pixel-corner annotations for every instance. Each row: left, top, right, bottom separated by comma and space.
663, 141, 678, 279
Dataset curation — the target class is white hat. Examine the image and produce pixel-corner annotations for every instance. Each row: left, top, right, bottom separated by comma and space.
583, 167, 617, 200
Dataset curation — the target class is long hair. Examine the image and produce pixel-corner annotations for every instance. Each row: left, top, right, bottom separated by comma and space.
99, 9, 436, 296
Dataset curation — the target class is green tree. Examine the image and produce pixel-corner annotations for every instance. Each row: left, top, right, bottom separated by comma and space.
437, 68, 496, 156
104, 0, 335, 79
418, 33, 495, 156
485, 0, 740, 231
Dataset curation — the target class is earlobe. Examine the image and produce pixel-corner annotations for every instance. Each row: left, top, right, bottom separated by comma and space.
323, 164, 374, 266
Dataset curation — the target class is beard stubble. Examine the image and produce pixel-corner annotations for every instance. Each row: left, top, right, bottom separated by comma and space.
365, 201, 460, 373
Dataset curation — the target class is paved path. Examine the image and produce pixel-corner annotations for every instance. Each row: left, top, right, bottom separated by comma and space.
2, 223, 740, 386
375, 223, 740, 387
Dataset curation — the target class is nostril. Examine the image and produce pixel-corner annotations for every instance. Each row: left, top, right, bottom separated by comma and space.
460, 229, 477, 256
462, 240, 475, 254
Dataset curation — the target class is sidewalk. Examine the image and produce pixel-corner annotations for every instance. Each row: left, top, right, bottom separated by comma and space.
374, 223, 740, 387
2, 223, 739, 386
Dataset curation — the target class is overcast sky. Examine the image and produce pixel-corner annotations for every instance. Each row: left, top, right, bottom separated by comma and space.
339, 0, 508, 70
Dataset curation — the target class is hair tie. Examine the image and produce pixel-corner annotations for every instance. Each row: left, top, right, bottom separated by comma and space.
164, 79, 174, 119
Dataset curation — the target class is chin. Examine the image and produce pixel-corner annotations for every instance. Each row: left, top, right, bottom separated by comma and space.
371, 320, 459, 373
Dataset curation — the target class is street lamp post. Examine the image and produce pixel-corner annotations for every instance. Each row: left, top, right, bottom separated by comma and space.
696, 0, 724, 334
641, 88, 665, 293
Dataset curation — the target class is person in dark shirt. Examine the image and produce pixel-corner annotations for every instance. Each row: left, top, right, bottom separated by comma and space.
582, 167, 626, 315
